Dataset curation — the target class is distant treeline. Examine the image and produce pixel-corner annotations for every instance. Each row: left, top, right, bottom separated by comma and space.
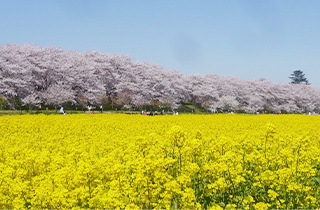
1, 43, 320, 113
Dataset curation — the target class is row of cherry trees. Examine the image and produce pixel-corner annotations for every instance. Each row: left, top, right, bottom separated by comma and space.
1, 43, 320, 113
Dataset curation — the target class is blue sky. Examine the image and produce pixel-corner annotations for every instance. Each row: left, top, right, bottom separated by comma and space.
1, 0, 320, 87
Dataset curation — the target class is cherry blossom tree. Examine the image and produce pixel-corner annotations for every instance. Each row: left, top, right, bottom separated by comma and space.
132, 95, 150, 110
21, 93, 41, 111
41, 85, 75, 112
215, 96, 239, 112
113, 89, 132, 109
160, 97, 175, 111
1, 43, 320, 114
0, 95, 4, 109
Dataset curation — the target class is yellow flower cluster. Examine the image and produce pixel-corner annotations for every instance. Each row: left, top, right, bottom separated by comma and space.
1, 114, 320, 209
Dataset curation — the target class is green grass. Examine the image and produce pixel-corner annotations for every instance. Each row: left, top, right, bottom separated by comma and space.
0, 105, 209, 116
0, 109, 86, 116
184, 104, 209, 114
0, 109, 144, 116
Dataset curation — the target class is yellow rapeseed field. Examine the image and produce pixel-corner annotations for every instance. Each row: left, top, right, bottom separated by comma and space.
1, 114, 320, 209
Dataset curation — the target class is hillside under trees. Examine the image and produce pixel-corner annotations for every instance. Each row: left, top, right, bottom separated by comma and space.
1, 43, 320, 113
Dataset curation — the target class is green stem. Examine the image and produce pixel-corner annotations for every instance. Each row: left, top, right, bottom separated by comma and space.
265, 134, 268, 159
296, 145, 301, 180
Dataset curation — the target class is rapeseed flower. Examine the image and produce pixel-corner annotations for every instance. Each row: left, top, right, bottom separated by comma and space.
1, 114, 320, 208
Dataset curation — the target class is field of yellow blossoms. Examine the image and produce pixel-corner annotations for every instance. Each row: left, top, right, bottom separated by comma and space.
1, 114, 320, 209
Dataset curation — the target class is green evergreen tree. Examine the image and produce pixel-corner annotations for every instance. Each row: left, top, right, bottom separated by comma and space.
289, 70, 310, 84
